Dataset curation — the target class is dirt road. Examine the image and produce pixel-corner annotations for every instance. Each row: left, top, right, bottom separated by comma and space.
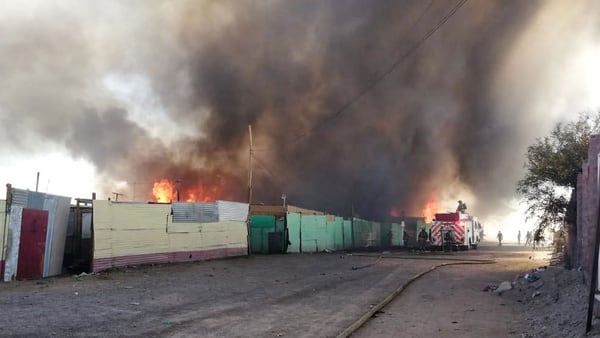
0, 244, 550, 337
354, 244, 551, 337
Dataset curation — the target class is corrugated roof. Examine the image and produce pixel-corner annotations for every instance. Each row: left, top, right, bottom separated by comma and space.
250, 204, 325, 216
251, 205, 285, 216
287, 205, 325, 215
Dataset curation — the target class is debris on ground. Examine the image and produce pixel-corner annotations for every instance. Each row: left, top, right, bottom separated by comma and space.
493, 281, 513, 294
524, 272, 539, 282
490, 265, 594, 337
482, 284, 497, 292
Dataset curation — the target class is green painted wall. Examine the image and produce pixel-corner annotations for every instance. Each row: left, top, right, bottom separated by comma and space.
250, 215, 276, 254
257, 212, 405, 253
328, 216, 344, 251
390, 222, 404, 246
343, 219, 352, 250
287, 212, 301, 253
352, 219, 381, 249
299, 215, 329, 252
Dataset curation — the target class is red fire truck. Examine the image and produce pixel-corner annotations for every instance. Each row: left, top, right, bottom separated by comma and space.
430, 212, 482, 250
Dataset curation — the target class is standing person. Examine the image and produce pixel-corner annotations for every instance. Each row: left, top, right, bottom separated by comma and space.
497, 230, 503, 247
418, 228, 428, 252
533, 229, 543, 250
456, 200, 467, 213
403, 229, 409, 247
517, 230, 521, 245
525, 231, 532, 246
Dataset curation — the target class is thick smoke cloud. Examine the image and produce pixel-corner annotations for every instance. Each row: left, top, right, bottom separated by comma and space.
1, 1, 599, 221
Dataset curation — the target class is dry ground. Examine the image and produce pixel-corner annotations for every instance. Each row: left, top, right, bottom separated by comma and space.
0, 243, 591, 337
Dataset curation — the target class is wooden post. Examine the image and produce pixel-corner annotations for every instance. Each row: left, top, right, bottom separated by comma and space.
246, 125, 253, 256
248, 125, 253, 206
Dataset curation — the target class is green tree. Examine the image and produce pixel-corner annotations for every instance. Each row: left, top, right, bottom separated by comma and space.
517, 112, 600, 231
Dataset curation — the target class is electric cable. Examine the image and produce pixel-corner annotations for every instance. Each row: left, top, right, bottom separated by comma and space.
254, 0, 468, 152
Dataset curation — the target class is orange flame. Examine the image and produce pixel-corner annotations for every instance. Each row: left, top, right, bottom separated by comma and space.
185, 186, 218, 202
421, 190, 438, 223
152, 179, 177, 202
152, 178, 221, 203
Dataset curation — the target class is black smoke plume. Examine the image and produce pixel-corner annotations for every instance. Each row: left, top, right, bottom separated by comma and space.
1, 1, 599, 221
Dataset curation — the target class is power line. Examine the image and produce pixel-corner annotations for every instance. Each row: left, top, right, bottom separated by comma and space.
294, 0, 467, 139
255, 0, 468, 152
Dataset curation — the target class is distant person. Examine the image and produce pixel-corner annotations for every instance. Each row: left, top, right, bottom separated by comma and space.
418, 228, 428, 252
525, 231, 532, 246
403, 229, 409, 246
456, 200, 467, 213
497, 230, 503, 247
517, 230, 521, 245
533, 229, 543, 250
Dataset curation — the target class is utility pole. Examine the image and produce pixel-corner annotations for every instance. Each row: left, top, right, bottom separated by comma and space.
35, 172, 40, 192
248, 125, 253, 206
246, 124, 254, 257
281, 193, 287, 211
112, 192, 125, 202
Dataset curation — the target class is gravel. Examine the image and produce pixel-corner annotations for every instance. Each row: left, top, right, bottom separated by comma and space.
494, 265, 596, 337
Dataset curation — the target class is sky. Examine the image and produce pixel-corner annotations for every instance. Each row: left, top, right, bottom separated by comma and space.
1, 0, 600, 238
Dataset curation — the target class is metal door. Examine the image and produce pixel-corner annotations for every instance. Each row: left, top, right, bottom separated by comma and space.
17, 209, 49, 280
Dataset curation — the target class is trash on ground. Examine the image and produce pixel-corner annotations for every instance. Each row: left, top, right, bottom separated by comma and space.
524, 273, 540, 282
494, 281, 513, 293
482, 284, 497, 292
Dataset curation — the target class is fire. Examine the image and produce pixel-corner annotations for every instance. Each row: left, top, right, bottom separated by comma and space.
185, 186, 218, 202
152, 179, 177, 202
389, 206, 402, 217
151, 178, 221, 203
388, 191, 438, 221
421, 190, 439, 223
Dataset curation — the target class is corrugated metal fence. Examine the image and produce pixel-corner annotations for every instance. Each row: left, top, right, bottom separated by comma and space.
257, 213, 405, 254
5, 189, 71, 278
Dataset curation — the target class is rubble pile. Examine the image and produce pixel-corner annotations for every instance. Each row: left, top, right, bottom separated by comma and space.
489, 266, 592, 337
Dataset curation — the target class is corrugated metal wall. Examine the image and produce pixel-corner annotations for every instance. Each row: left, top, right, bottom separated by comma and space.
284, 213, 407, 253
0, 200, 6, 275
218, 201, 250, 222
93, 200, 249, 271
5, 189, 71, 278
10, 190, 28, 208
390, 222, 404, 246
352, 219, 381, 249
287, 213, 302, 253
3, 206, 23, 281
250, 215, 276, 254
43, 196, 72, 277
172, 202, 218, 223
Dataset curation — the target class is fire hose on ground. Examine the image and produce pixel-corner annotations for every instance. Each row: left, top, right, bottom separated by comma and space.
337, 254, 496, 338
